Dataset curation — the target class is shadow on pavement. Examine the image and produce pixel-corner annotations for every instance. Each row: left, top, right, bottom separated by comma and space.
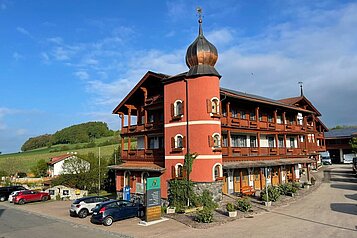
329, 177, 357, 183
0, 209, 4, 218
330, 203, 357, 216
345, 194, 357, 201
330, 184, 357, 191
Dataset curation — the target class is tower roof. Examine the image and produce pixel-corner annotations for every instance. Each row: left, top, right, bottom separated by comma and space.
185, 9, 220, 77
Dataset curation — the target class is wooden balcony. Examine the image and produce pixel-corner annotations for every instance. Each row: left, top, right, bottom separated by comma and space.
121, 123, 163, 135
145, 95, 163, 106
222, 147, 305, 157
122, 149, 164, 163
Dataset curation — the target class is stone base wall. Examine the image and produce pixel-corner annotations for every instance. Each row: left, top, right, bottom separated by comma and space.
193, 181, 223, 202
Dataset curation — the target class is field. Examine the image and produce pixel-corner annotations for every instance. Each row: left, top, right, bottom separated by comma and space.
0, 136, 120, 174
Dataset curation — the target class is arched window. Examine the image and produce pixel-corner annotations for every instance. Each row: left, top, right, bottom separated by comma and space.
211, 98, 220, 114
141, 172, 149, 189
124, 171, 131, 187
176, 164, 183, 178
174, 100, 183, 117
175, 134, 184, 148
212, 163, 222, 180
213, 133, 221, 148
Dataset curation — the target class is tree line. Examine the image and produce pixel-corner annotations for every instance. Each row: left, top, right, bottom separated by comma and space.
21, 121, 116, 151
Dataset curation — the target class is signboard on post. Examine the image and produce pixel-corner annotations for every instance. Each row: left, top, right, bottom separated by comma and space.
123, 186, 131, 201
145, 177, 161, 222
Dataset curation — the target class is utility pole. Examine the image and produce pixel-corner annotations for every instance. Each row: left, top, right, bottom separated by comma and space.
114, 147, 117, 165
98, 147, 101, 196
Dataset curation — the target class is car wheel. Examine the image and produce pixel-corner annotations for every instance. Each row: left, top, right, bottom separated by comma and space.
103, 216, 113, 226
137, 210, 144, 218
0, 196, 6, 202
41, 196, 48, 202
78, 209, 89, 218
18, 199, 25, 205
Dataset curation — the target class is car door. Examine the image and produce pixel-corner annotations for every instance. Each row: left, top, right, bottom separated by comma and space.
28, 191, 37, 201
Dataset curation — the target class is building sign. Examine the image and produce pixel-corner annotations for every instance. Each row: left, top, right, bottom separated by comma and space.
145, 177, 161, 222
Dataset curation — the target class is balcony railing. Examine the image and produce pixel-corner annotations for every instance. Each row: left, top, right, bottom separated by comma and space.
122, 149, 164, 162
222, 147, 305, 157
121, 123, 163, 135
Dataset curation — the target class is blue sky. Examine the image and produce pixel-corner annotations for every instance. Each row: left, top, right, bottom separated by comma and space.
1, 0, 357, 153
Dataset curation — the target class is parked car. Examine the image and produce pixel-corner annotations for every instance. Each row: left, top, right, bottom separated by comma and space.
0, 186, 27, 202
90, 200, 145, 226
321, 156, 332, 165
13, 190, 50, 205
69, 196, 109, 218
8, 190, 28, 203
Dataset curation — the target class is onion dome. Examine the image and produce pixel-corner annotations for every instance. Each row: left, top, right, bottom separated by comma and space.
185, 16, 220, 77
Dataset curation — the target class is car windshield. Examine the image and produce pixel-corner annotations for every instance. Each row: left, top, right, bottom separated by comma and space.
73, 199, 81, 204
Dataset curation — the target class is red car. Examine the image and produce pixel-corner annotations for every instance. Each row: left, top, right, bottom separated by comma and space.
13, 190, 50, 205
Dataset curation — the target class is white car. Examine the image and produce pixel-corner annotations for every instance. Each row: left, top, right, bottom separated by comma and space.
8, 190, 27, 203
69, 196, 109, 218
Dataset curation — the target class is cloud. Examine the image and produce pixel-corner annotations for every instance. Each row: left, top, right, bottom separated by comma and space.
166, 0, 188, 21
16, 27, 31, 37
74, 70, 89, 80
206, 28, 235, 46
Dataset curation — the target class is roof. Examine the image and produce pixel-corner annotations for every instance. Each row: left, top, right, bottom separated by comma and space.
108, 162, 165, 173
278, 96, 321, 116
223, 158, 314, 169
325, 128, 357, 139
48, 154, 74, 165
221, 88, 315, 114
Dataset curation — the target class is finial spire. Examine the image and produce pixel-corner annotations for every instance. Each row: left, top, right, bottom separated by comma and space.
196, 7, 203, 36
298, 81, 304, 96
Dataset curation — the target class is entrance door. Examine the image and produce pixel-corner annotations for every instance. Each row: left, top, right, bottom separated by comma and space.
233, 170, 240, 193
241, 169, 249, 187
253, 170, 261, 190
222, 171, 228, 194
272, 167, 279, 185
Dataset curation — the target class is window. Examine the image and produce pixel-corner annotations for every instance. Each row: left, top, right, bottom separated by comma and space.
277, 115, 282, 124
231, 135, 247, 147
290, 138, 295, 148
268, 137, 275, 148
231, 108, 238, 118
211, 98, 220, 114
177, 164, 183, 177
250, 136, 257, 147
250, 112, 256, 121
297, 113, 303, 125
240, 111, 246, 120
173, 100, 184, 117
268, 114, 274, 122
222, 134, 228, 147
278, 137, 284, 148
148, 113, 154, 123
124, 171, 131, 187
149, 136, 163, 149
174, 134, 184, 148
213, 133, 221, 148
213, 163, 222, 180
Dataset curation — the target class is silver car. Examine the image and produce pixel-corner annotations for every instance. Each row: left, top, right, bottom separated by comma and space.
69, 196, 109, 218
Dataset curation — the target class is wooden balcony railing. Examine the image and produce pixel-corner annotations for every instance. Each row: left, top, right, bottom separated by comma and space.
121, 123, 163, 135
122, 149, 164, 162
222, 147, 305, 157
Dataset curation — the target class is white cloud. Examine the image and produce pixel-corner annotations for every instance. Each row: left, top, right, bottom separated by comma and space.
206, 28, 235, 46
16, 27, 31, 37
74, 71, 89, 80
12, 52, 23, 60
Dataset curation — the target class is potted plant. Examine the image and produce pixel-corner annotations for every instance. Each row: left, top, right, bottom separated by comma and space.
226, 202, 237, 217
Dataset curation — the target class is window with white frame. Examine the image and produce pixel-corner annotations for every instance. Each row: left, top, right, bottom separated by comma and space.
297, 113, 303, 125
290, 137, 295, 148
222, 134, 228, 147
176, 164, 183, 178
213, 163, 222, 180
278, 137, 284, 148
211, 98, 220, 114
212, 133, 221, 148
268, 136, 275, 148
240, 111, 246, 120
174, 100, 184, 117
250, 136, 257, 147
175, 134, 184, 148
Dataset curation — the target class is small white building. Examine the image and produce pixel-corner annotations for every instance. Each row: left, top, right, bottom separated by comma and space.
45, 185, 88, 200
47, 153, 90, 177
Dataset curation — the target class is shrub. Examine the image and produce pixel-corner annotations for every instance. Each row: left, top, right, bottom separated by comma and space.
236, 197, 252, 212
226, 202, 236, 212
195, 207, 213, 223
168, 179, 195, 212
195, 190, 218, 210
292, 182, 301, 190
260, 186, 280, 202
278, 183, 297, 195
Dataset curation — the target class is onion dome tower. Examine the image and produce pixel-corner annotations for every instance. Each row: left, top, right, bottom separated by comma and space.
185, 9, 220, 77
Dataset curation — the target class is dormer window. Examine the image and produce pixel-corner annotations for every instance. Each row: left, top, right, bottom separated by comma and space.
171, 100, 184, 120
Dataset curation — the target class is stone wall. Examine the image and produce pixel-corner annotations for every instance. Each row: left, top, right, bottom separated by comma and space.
193, 181, 223, 202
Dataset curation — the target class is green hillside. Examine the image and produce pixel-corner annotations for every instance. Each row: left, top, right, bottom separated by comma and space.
0, 136, 120, 174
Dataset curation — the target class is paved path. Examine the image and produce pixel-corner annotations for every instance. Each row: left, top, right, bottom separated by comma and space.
1, 164, 356, 238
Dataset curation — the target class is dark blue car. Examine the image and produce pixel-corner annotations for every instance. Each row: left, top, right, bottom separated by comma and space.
90, 200, 144, 226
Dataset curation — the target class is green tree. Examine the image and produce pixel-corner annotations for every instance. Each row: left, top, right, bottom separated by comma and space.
31, 159, 48, 177
351, 137, 357, 153
21, 134, 53, 151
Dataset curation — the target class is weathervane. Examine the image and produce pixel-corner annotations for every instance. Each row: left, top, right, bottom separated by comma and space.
298, 81, 304, 96
196, 7, 203, 35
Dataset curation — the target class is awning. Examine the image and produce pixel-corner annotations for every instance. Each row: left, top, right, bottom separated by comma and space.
108, 162, 165, 173
223, 158, 314, 169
